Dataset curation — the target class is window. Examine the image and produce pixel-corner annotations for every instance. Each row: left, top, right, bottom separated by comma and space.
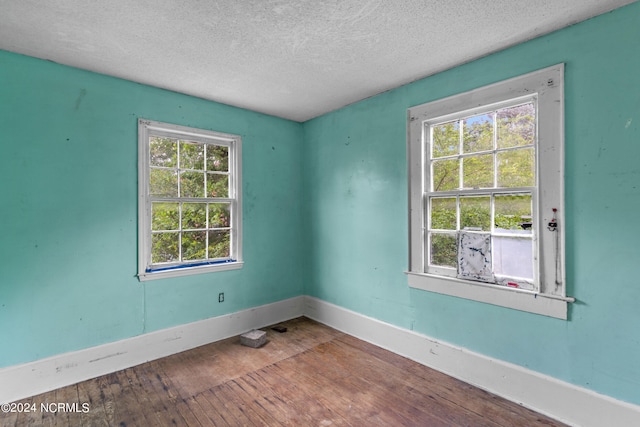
138, 119, 242, 281
407, 65, 572, 319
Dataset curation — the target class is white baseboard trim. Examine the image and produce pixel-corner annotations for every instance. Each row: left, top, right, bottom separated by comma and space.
3, 294, 639, 427
303, 296, 640, 427
0, 296, 304, 404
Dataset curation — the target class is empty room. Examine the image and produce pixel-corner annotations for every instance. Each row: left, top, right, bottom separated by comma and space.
1, 1, 639, 425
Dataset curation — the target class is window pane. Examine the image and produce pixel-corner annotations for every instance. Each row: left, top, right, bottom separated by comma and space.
151, 232, 179, 263
182, 203, 206, 230
493, 236, 533, 280
152, 202, 179, 231
432, 158, 459, 191
430, 233, 457, 268
495, 194, 532, 234
180, 141, 204, 170
497, 103, 535, 149
182, 231, 206, 260
150, 137, 177, 167
206, 145, 229, 172
462, 154, 493, 189
497, 148, 535, 188
150, 168, 178, 197
460, 196, 491, 231
180, 171, 205, 198
208, 230, 231, 258
207, 173, 229, 198
209, 203, 231, 228
431, 121, 459, 158
430, 197, 456, 230
463, 113, 493, 153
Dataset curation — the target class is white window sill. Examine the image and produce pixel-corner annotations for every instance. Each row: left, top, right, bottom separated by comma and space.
406, 271, 572, 319
138, 261, 244, 282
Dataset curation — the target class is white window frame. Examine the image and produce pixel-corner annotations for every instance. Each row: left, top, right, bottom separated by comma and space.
137, 119, 243, 281
407, 64, 573, 319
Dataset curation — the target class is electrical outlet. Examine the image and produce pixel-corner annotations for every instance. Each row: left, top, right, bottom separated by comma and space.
218, 292, 224, 303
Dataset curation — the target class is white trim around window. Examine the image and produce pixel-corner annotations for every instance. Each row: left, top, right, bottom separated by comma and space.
137, 119, 243, 281
407, 64, 573, 319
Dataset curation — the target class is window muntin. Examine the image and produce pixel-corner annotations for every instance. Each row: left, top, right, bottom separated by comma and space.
407, 64, 569, 319
138, 120, 242, 280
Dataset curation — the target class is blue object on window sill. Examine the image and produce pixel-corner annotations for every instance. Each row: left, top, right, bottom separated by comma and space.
146, 259, 237, 273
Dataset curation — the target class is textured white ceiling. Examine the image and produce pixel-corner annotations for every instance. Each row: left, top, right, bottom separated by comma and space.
0, 0, 635, 121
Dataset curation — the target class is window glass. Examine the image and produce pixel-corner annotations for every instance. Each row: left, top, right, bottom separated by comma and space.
463, 113, 493, 153
432, 121, 459, 158
497, 148, 535, 188
462, 154, 494, 189
494, 194, 532, 234
460, 196, 491, 231
432, 158, 459, 191
497, 103, 535, 149
430, 197, 456, 230
206, 145, 229, 172
430, 233, 457, 268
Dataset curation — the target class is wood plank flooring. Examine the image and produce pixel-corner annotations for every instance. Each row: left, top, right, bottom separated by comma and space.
1, 317, 566, 426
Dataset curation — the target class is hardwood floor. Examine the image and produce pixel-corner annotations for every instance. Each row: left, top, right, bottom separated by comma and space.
1, 317, 566, 426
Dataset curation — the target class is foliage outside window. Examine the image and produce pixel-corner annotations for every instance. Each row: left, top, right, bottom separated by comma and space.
407, 65, 571, 319
138, 119, 242, 281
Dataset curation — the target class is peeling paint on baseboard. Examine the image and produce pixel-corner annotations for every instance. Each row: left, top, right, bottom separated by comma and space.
89, 352, 127, 363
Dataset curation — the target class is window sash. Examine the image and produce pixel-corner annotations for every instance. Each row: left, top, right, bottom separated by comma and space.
425, 189, 537, 288
424, 104, 540, 286
138, 119, 243, 280
148, 200, 237, 269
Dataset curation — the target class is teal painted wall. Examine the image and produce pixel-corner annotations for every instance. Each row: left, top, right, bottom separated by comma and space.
1, 1, 639, 409
0, 51, 305, 367
303, 3, 640, 406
